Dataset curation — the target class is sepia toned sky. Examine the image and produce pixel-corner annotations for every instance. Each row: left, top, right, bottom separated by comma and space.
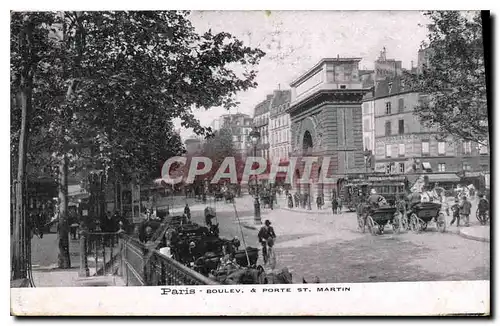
176, 10, 431, 139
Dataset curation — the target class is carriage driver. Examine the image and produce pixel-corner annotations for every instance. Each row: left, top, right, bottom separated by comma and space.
367, 189, 386, 209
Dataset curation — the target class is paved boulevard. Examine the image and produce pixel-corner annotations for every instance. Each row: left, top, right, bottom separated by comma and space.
30, 195, 490, 285
187, 196, 490, 284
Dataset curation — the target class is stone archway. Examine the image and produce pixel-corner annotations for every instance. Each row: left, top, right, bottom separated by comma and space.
302, 130, 313, 155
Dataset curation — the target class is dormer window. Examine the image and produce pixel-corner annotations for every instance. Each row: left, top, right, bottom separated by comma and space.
388, 82, 393, 93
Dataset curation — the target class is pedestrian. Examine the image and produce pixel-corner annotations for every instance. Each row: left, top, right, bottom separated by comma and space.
337, 197, 342, 214
184, 203, 191, 221
449, 198, 460, 227
331, 196, 338, 214
459, 195, 471, 227
477, 193, 489, 223
287, 192, 293, 208
316, 194, 322, 210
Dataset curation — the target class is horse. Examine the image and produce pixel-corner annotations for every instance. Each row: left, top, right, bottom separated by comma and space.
262, 267, 293, 284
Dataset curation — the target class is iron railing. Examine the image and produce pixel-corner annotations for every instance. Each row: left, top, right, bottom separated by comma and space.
80, 230, 219, 286
79, 231, 120, 277
117, 233, 218, 286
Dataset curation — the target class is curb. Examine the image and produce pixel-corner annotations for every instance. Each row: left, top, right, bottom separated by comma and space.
457, 229, 490, 243
280, 206, 337, 215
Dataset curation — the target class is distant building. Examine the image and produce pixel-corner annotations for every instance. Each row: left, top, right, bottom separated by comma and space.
210, 113, 253, 154
252, 95, 272, 160
417, 47, 433, 74
374, 47, 402, 81
269, 89, 292, 162
184, 137, 203, 155
359, 69, 375, 88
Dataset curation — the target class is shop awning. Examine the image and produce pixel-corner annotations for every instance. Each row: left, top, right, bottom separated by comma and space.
426, 173, 460, 183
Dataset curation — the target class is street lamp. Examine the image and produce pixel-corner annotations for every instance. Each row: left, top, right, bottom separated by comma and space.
249, 128, 261, 224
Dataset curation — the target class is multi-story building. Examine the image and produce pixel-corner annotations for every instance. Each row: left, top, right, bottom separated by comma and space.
362, 87, 376, 154
373, 77, 490, 188
184, 137, 203, 155
269, 89, 292, 162
252, 95, 272, 159
210, 113, 253, 154
374, 47, 402, 81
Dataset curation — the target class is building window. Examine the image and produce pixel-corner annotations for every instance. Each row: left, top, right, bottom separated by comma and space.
422, 141, 430, 155
480, 164, 488, 171
438, 141, 446, 155
398, 98, 404, 112
462, 162, 472, 171
463, 141, 472, 154
398, 144, 405, 157
479, 142, 488, 155
364, 136, 371, 150
385, 121, 392, 136
363, 103, 369, 115
438, 163, 446, 172
385, 144, 392, 158
399, 163, 405, 173
398, 119, 404, 134
385, 102, 392, 115
363, 118, 371, 132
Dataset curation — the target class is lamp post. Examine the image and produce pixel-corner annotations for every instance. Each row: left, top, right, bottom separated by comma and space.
249, 128, 261, 224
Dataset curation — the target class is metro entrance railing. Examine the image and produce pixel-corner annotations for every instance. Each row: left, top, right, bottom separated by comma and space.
79, 228, 218, 286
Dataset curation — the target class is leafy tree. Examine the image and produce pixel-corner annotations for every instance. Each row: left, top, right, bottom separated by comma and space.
11, 11, 265, 269
404, 11, 489, 145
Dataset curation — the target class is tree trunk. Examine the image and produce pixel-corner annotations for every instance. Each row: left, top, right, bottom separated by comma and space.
12, 78, 32, 280
57, 154, 71, 268
12, 22, 34, 281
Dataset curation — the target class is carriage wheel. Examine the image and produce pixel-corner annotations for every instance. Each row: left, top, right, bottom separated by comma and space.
366, 216, 376, 236
476, 208, 488, 225
357, 214, 366, 233
436, 213, 447, 233
409, 214, 421, 233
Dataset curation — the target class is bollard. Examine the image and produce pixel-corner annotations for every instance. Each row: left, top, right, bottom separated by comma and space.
78, 227, 89, 277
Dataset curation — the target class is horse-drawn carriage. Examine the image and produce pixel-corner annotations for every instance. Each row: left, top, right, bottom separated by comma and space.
357, 204, 406, 235
354, 175, 409, 235
408, 201, 446, 233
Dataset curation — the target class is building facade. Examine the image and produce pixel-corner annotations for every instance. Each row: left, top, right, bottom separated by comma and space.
269, 90, 292, 162
252, 95, 272, 159
362, 88, 375, 153
288, 57, 368, 200
373, 77, 490, 186
184, 137, 203, 155
374, 47, 402, 81
210, 113, 253, 154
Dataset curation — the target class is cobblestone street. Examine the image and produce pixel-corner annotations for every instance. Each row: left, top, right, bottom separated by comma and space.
190, 196, 490, 284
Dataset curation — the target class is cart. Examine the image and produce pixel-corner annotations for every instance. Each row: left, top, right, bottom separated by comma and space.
357, 203, 406, 235
407, 202, 446, 233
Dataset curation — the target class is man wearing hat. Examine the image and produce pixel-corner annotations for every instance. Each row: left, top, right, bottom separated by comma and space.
258, 220, 276, 264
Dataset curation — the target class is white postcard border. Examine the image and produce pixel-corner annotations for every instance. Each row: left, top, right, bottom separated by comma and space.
11, 281, 489, 316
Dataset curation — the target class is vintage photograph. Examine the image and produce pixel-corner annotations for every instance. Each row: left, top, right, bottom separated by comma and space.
10, 9, 490, 315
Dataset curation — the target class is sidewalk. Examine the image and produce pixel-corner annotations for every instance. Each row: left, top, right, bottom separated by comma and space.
30, 234, 121, 287
457, 225, 490, 242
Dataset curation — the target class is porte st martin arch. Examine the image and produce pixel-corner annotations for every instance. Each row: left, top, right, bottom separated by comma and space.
288, 57, 369, 199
